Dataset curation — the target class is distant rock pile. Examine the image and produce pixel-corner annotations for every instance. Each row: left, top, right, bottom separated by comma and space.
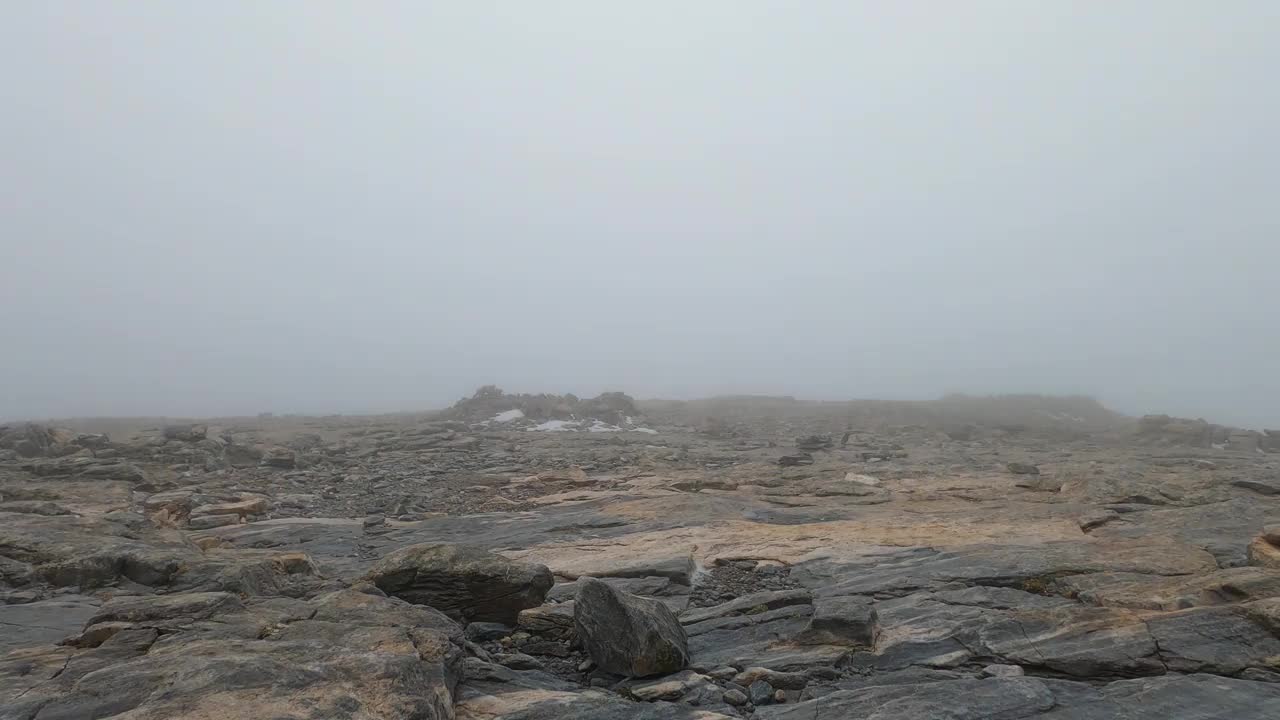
444, 386, 655, 433
1138, 415, 1279, 452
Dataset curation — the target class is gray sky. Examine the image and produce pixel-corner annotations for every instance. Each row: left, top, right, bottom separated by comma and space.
2, 2, 1278, 426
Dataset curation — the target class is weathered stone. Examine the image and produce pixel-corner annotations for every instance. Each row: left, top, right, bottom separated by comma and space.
1144, 607, 1280, 674
1249, 536, 1280, 568
679, 589, 812, 625
497, 652, 545, 670
466, 621, 512, 642
980, 663, 1025, 677
1263, 524, 1280, 546
260, 445, 297, 468
748, 679, 775, 705
0, 500, 73, 516
755, 677, 1055, 719
190, 497, 271, 517
628, 669, 712, 702
575, 577, 689, 678
1234, 478, 1280, 495
0, 596, 100, 654
162, 423, 207, 442
187, 513, 241, 530
6, 590, 464, 720
1077, 510, 1119, 532
518, 601, 576, 641
1059, 567, 1280, 610
733, 666, 807, 690
778, 453, 814, 467
367, 542, 553, 624
796, 596, 876, 646
88, 591, 244, 625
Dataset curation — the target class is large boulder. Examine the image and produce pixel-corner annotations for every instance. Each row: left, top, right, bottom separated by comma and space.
366, 543, 552, 624
574, 576, 689, 677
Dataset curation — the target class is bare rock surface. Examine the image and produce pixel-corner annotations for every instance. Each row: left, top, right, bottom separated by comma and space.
367, 542, 553, 624
4, 392, 1280, 718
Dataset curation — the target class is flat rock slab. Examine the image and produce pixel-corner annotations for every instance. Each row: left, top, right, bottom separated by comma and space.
1059, 567, 1280, 610
756, 677, 1056, 719
1037, 674, 1280, 719
759, 674, 1280, 720
0, 596, 100, 653
794, 540, 1219, 599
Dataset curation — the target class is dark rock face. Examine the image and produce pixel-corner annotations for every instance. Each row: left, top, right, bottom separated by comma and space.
575, 577, 689, 678
367, 542, 553, 624
1007, 462, 1041, 475
796, 596, 877, 646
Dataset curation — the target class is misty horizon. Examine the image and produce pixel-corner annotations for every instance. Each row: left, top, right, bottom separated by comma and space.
3, 3, 1277, 428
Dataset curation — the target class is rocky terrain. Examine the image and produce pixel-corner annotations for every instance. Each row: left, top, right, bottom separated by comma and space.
3, 389, 1280, 719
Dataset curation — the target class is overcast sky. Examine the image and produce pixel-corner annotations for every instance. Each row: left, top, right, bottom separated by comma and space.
2, 2, 1277, 426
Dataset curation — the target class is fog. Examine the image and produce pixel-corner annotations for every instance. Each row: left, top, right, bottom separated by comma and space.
2, 3, 1277, 427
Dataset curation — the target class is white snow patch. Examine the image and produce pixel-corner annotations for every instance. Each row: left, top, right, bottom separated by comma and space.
632, 427, 659, 434
491, 409, 525, 423
588, 420, 622, 432
529, 420, 575, 432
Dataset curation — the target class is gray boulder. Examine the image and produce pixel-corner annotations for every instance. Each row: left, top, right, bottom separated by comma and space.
574, 577, 689, 677
367, 543, 553, 624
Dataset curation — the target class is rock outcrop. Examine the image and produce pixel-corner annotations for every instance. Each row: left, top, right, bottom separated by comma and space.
4, 394, 1280, 718
367, 542, 553, 624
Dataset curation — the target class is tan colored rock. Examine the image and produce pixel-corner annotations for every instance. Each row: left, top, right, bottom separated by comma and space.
1248, 536, 1280, 568
1263, 524, 1280, 546
517, 601, 575, 641
537, 466, 590, 485
190, 497, 270, 518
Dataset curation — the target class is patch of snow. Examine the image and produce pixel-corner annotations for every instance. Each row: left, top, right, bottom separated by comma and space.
529, 420, 575, 432
632, 427, 659, 434
588, 420, 622, 432
491, 409, 525, 423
